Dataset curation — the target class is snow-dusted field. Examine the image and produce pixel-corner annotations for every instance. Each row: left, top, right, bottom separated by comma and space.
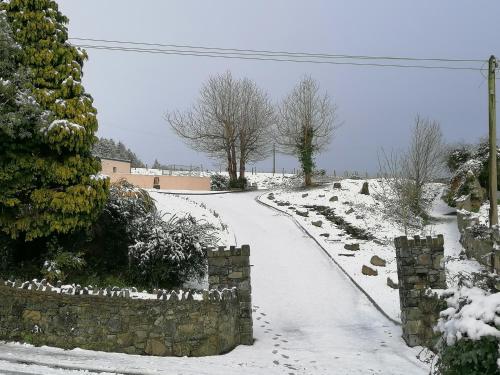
0, 190, 428, 375
259, 179, 484, 323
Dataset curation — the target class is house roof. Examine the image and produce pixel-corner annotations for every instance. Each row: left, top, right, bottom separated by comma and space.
98, 156, 131, 163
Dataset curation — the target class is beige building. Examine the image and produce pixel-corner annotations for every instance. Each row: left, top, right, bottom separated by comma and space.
100, 158, 211, 191
100, 157, 132, 175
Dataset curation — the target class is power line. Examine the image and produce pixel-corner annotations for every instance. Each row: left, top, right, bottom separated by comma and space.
70, 37, 486, 64
72, 43, 485, 71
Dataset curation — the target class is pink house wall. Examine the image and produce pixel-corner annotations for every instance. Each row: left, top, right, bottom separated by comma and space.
108, 173, 211, 191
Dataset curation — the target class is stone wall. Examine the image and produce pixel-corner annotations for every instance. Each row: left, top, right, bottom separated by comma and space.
457, 210, 500, 272
394, 235, 447, 347
207, 244, 253, 345
0, 246, 253, 356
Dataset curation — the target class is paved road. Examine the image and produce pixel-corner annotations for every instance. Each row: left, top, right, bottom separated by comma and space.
0, 191, 428, 375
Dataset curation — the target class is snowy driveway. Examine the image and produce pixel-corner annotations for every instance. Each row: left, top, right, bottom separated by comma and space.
0, 191, 428, 375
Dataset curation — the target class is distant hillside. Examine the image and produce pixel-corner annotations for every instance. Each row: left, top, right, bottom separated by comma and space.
93, 138, 145, 168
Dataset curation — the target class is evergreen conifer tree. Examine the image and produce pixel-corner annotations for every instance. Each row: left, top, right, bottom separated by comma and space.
0, 0, 109, 241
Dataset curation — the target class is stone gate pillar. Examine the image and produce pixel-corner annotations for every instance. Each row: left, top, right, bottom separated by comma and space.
394, 235, 446, 347
207, 245, 253, 345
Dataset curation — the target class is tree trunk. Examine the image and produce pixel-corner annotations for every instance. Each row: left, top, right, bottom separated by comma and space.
239, 158, 246, 180
226, 148, 237, 182
304, 171, 312, 186
229, 143, 238, 182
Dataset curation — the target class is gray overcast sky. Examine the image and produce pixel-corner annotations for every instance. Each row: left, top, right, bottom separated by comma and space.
58, 0, 500, 174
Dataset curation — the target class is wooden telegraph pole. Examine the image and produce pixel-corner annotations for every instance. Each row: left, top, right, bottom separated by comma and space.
489, 55, 498, 227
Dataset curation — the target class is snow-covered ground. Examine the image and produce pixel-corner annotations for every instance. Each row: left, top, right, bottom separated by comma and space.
259, 179, 484, 322
148, 190, 233, 246
0, 191, 428, 375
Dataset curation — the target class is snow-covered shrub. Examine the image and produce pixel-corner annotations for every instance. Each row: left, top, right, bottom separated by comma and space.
446, 141, 499, 207
41, 251, 86, 283
210, 173, 229, 191
128, 212, 218, 287
90, 179, 156, 270
434, 273, 500, 374
436, 336, 499, 375
446, 145, 473, 173
229, 177, 247, 190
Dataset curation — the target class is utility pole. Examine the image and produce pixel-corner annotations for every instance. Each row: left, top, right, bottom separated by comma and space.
272, 143, 276, 175
489, 55, 498, 227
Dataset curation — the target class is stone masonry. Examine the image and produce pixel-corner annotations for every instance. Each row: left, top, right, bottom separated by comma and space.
207, 244, 253, 345
457, 209, 500, 273
0, 245, 253, 356
394, 235, 447, 347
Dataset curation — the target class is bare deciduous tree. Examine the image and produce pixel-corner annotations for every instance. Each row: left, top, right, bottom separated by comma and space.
275, 76, 337, 186
407, 115, 445, 207
166, 71, 273, 184
237, 78, 274, 179
375, 116, 444, 234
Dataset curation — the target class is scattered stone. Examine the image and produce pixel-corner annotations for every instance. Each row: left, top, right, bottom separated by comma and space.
302, 193, 309, 198
344, 243, 360, 251
387, 277, 399, 289
355, 215, 364, 220
333, 182, 341, 189
295, 209, 309, 217
346, 208, 354, 214
311, 220, 323, 228
373, 239, 385, 245
362, 265, 378, 276
338, 253, 355, 257
370, 255, 387, 267
329, 196, 338, 202
360, 181, 370, 195
267, 193, 275, 201
319, 233, 330, 238
319, 194, 325, 198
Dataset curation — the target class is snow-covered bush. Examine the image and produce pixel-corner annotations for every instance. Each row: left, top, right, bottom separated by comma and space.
446, 141, 499, 207
229, 176, 247, 190
128, 212, 218, 287
434, 273, 500, 374
89, 179, 156, 270
90, 179, 219, 287
41, 251, 86, 283
210, 173, 229, 191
